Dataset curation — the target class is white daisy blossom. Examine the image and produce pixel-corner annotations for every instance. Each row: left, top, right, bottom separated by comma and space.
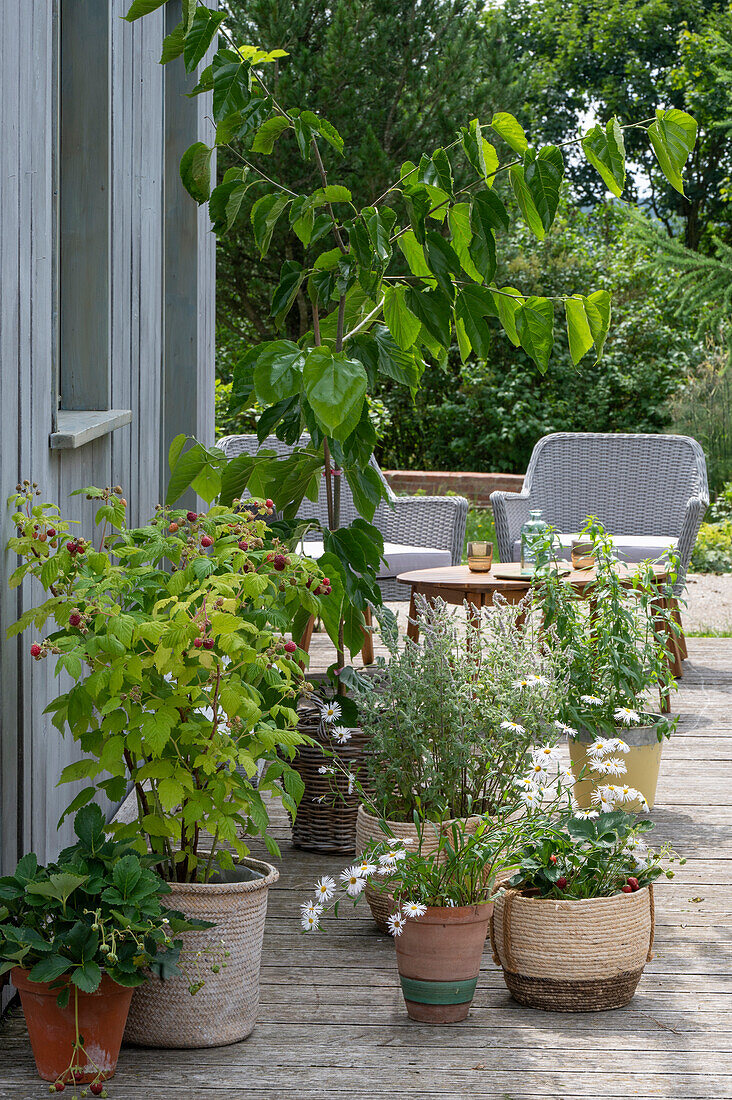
592, 756, 627, 777
591, 785, 618, 810
402, 900, 428, 919
512, 675, 549, 689
317, 764, 335, 775
607, 737, 630, 753
331, 725, 352, 744
378, 847, 407, 867
300, 901, 323, 918
500, 720, 526, 733
534, 744, 561, 762
614, 707, 641, 725
515, 776, 536, 791
555, 720, 579, 738
588, 737, 614, 758
340, 867, 366, 897
301, 911, 320, 931
528, 759, 550, 777
573, 808, 599, 820
387, 913, 406, 937
625, 835, 647, 852
356, 860, 377, 878
580, 694, 603, 706
521, 789, 539, 809
558, 765, 575, 783
314, 876, 336, 901
347, 772, 356, 795
319, 701, 342, 723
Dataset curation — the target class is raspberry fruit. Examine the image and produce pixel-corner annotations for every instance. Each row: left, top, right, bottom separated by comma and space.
201, 535, 213, 548
265, 498, 274, 508
47, 528, 56, 537
202, 638, 214, 650
30, 644, 41, 657
193, 637, 203, 649
322, 577, 330, 586
69, 612, 82, 627
556, 877, 568, 890
76, 544, 86, 554
169, 522, 179, 533
238, 541, 249, 551
273, 554, 287, 571
66, 541, 76, 554
186, 511, 198, 523
284, 641, 297, 654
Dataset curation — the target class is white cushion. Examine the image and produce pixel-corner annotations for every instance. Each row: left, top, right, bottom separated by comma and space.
299, 540, 452, 578
511, 533, 678, 564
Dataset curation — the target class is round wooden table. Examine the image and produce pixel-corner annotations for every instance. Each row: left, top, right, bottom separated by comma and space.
396, 562, 682, 700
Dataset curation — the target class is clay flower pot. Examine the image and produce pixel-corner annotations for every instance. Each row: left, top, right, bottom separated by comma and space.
490, 885, 655, 1011
124, 857, 278, 1049
11, 968, 132, 1083
395, 903, 493, 1023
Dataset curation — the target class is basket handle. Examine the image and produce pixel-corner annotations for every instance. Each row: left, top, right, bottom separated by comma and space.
647, 883, 655, 962
490, 890, 518, 971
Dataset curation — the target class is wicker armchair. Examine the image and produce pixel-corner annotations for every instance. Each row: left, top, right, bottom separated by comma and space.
490, 432, 708, 594
217, 434, 469, 600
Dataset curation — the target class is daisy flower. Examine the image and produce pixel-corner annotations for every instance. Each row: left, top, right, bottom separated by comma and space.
588, 737, 613, 758
521, 789, 539, 809
347, 772, 356, 795
512, 675, 549, 690
591, 786, 617, 810
533, 744, 561, 763
387, 913, 406, 937
378, 847, 407, 868
573, 808, 599, 820
515, 776, 536, 791
592, 756, 626, 777
301, 911, 320, 932
300, 901, 323, 919
317, 765, 335, 775
527, 759, 550, 779
340, 867, 366, 898
580, 694, 603, 706
314, 876, 336, 901
625, 835, 647, 852
356, 860, 377, 878
402, 900, 427, 919
608, 737, 630, 754
555, 720, 579, 738
558, 765, 575, 784
319, 701, 342, 724
614, 707, 641, 725
331, 726, 352, 744
500, 720, 526, 734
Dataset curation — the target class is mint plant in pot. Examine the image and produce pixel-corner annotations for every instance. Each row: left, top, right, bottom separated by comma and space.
536, 521, 680, 811
7, 483, 327, 1047
349, 596, 565, 930
0, 805, 204, 1087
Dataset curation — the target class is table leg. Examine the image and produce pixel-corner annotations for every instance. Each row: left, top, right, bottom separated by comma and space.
298, 614, 315, 652
361, 604, 375, 665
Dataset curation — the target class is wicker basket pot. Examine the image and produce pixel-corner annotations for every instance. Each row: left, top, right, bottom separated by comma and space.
395, 903, 493, 1023
355, 806, 482, 932
290, 705, 372, 853
124, 858, 278, 1049
490, 884, 655, 1012
570, 718, 666, 811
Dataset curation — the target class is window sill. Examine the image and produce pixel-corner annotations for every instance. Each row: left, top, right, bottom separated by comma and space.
50, 409, 133, 450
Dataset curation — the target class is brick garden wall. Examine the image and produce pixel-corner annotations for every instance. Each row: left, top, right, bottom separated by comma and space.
382, 470, 524, 508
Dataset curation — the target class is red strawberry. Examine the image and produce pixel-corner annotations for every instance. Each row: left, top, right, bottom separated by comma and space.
265, 499, 274, 508
627, 877, 640, 891
556, 877, 568, 890
90, 1084, 104, 1097
621, 884, 633, 893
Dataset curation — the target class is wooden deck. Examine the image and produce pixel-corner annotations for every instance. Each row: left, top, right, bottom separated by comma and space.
1, 636, 731, 1098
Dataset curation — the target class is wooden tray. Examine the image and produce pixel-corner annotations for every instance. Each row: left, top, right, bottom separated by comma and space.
492, 562, 571, 580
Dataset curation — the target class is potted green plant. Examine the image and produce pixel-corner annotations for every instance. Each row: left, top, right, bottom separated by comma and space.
347, 596, 565, 929
0, 805, 203, 1089
491, 807, 680, 1012
7, 483, 326, 1047
300, 746, 579, 1023
536, 520, 680, 810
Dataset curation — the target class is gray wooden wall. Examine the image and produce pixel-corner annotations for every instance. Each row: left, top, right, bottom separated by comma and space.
0, 0, 215, 880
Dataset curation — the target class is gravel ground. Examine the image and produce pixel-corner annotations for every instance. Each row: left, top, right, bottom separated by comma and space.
682, 573, 732, 634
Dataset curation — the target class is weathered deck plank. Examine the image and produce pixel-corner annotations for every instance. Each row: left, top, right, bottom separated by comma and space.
0, 637, 730, 1099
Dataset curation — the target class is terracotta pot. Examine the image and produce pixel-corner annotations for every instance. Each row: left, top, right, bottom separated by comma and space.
490, 885, 655, 1012
124, 857, 278, 1049
395, 903, 493, 1022
356, 806, 482, 932
11, 968, 132, 1083
570, 718, 665, 810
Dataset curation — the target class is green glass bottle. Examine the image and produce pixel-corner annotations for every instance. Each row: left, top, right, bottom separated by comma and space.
520, 509, 549, 576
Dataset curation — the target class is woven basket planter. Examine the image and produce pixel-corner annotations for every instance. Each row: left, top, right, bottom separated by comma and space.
124, 858, 278, 1049
490, 884, 655, 1012
355, 806, 482, 932
290, 704, 372, 853
570, 719, 665, 811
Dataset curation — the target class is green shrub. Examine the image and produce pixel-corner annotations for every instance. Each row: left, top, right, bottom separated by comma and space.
691, 521, 732, 574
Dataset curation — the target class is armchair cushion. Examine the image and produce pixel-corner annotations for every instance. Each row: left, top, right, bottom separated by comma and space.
298, 540, 452, 578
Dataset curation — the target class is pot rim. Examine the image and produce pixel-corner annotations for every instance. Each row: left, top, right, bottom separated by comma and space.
497, 884, 650, 910
357, 804, 483, 832
161, 856, 279, 895
10, 967, 131, 996
573, 716, 666, 747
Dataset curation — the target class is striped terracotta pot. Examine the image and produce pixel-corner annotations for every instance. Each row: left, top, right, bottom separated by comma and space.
395, 903, 493, 1022
490, 885, 655, 1012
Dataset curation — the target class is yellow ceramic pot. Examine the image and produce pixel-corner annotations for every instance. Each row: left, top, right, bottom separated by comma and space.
569, 719, 665, 812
